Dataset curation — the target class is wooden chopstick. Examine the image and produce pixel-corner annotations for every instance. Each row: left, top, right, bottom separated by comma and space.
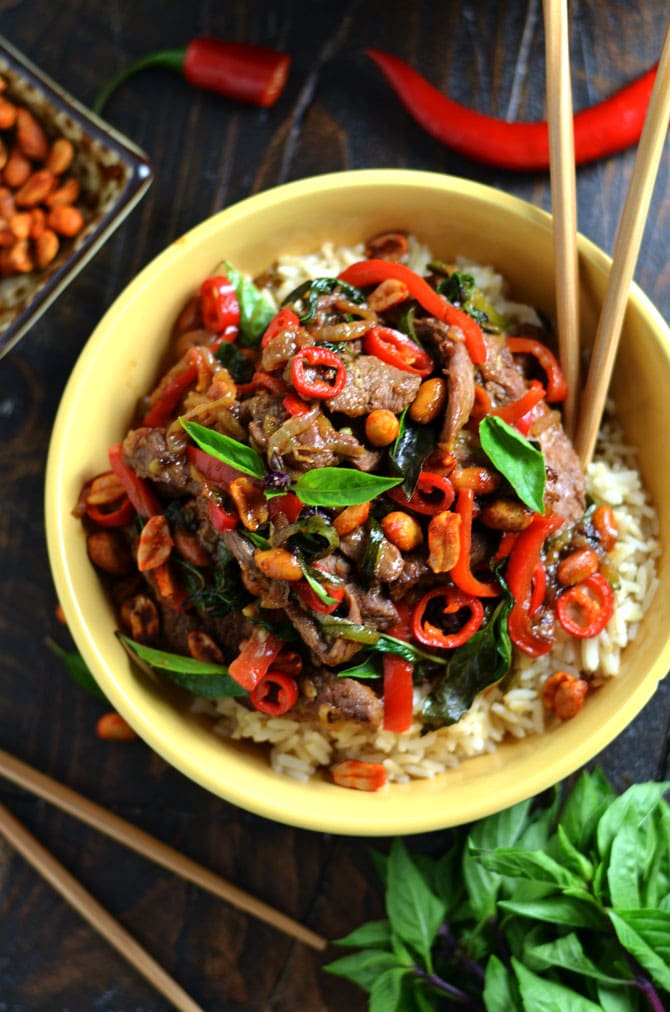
575, 22, 670, 466
0, 802, 204, 1012
543, 0, 580, 439
0, 748, 327, 952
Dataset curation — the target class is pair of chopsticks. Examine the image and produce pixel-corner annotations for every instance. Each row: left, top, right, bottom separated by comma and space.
543, 3, 670, 462
0, 748, 327, 1012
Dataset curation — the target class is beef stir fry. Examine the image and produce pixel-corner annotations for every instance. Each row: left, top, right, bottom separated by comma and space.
76, 233, 618, 784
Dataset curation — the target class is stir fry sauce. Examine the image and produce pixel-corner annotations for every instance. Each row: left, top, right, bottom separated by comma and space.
76, 235, 618, 787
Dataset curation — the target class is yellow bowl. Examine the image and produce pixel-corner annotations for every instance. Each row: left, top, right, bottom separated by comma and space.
46, 169, 670, 835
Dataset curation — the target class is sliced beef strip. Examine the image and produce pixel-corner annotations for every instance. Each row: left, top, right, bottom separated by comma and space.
415, 318, 475, 447
338, 527, 405, 582
242, 390, 287, 454
327, 355, 421, 417
290, 670, 383, 726
283, 600, 363, 668
345, 581, 399, 629
122, 427, 196, 496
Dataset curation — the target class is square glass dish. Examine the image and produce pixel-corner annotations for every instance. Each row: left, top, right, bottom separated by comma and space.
0, 34, 152, 358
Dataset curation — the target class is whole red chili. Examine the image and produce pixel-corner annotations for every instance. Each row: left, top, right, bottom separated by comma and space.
388, 471, 455, 515
291, 346, 347, 399
339, 259, 486, 365
506, 337, 568, 402
556, 573, 614, 638
249, 670, 299, 716
363, 325, 433, 376
366, 48, 658, 171
411, 585, 484, 650
93, 38, 291, 114
200, 274, 240, 338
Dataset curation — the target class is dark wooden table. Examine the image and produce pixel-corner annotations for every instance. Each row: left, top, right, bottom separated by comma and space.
1, 2, 669, 1009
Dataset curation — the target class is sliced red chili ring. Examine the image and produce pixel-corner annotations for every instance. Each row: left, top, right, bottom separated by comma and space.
411, 585, 484, 649
529, 560, 547, 616
450, 488, 500, 598
291, 346, 347, 399
85, 495, 135, 528
200, 274, 240, 337
506, 337, 568, 402
261, 307, 302, 349
387, 471, 455, 515
556, 573, 614, 638
249, 669, 299, 716
363, 325, 433, 376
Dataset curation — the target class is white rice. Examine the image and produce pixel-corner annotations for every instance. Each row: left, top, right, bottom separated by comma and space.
194, 244, 660, 784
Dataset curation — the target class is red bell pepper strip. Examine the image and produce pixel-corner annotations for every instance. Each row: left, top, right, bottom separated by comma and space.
85, 495, 134, 528
339, 259, 486, 365
411, 586, 484, 650
142, 362, 198, 427
267, 492, 303, 525
506, 512, 563, 656
556, 573, 614, 638
388, 471, 455, 515
207, 499, 239, 532
291, 347, 347, 399
261, 307, 302, 349
186, 444, 243, 487
492, 380, 546, 426
331, 760, 387, 791
93, 38, 291, 114
363, 325, 434, 376
108, 443, 161, 518
282, 393, 311, 416
449, 488, 500, 598
529, 560, 547, 616
249, 670, 299, 715
228, 627, 284, 691
506, 338, 568, 402
200, 274, 240, 338
382, 655, 414, 733
294, 563, 345, 615
366, 48, 659, 171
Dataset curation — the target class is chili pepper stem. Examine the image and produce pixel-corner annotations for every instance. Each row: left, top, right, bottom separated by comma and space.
92, 50, 185, 115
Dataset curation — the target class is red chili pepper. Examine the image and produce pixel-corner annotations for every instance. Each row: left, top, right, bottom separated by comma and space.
267, 492, 303, 525
363, 325, 434, 376
382, 655, 414, 733
294, 564, 345, 615
252, 370, 290, 396
282, 393, 311, 416
291, 347, 347, 399
506, 512, 563, 656
108, 443, 161, 518
93, 38, 291, 115
186, 444, 245, 488
411, 586, 484, 650
339, 259, 486, 365
492, 380, 546, 426
249, 669, 299, 716
331, 759, 387, 791
228, 628, 284, 691
529, 560, 547, 616
506, 338, 568, 402
142, 362, 198, 427
450, 488, 500, 598
85, 495, 134, 528
366, 48, 659, 171
388, 471, 455, 515
200, 274, 240, 338
207, 499, 239, 532
261, 307, 302, 349
556, 573, 614, 638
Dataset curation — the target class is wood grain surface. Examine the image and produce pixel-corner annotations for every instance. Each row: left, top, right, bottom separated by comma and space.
1, 1, 669, 1009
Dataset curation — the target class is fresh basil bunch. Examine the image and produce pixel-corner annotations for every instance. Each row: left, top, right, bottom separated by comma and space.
325, 769, 670, 1011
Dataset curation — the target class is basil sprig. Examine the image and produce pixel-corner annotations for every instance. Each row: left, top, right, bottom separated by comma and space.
117, 634, 246, 698
479, 415, 546, 514
326, 769, 670, 1011
181, 418, 266, 478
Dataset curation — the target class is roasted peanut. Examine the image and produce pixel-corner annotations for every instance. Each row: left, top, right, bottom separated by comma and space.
46, 203, 84, 236
120, 593, 160, 643
381, 511, 423, 552
427, 510, 461, 573
86, 471, 126, 506
173, 527, 211, 568
409, 377, 447, 424
556, 547, 600, 587
365, 408, 400, 447
87, 530, 134, 575
254, 547, 303, 581
479, 498, 534, 531
34, 228, 59, 269
451, 466, 500, 494
2, 239, 33, 273
137, 514, 174, 572
542, 671, 588, 720
9, 211, 32, 240
96, 712, 138, 741
29, 207, 46, 238
46, 177, 81, 207
229, 476, 268, 530
0, 96, 17, 130
15, 169, 56, 208
592, 504, 618, 552
45, 137, 75, 175
333, 501, 371, 536
15, 107, 49, 160
3, 150, 31, 188
187, 630, 225, 664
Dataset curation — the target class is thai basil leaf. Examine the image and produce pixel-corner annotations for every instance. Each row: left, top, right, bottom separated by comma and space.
214, 340, 254, 383
385, 839, 447, 972
244, 531, 271, 550
484, 955, 523, 1012
292, 467, 403, 507
301, 562, 339, 607
369, 967, 409, 1012
360, 519, 386, 580
421, 591, 513, 730
560, 767, 617, 852
473, 846, 583, 889
117, 634, 246, 698
499, 895, 605, 931
337, 655, 383, 680
320, 615, 445, 666
596, 782, 670, 863
556, 824, 594, 883
324, 949, 401, 993
479, 415, 546, 514
389, 417, 436, 499
616, 909, 670, 963
607, 910, 670, 992
333, 919, 393, 950
608, 823, 645, 909
221, 260, 276, 345
181, 418, 266, 479
512, 958, 604, 1011
276, 514, 340, 559
280, 276, 365, 324
46, 636, 108, 702
526, 933, 636, 987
